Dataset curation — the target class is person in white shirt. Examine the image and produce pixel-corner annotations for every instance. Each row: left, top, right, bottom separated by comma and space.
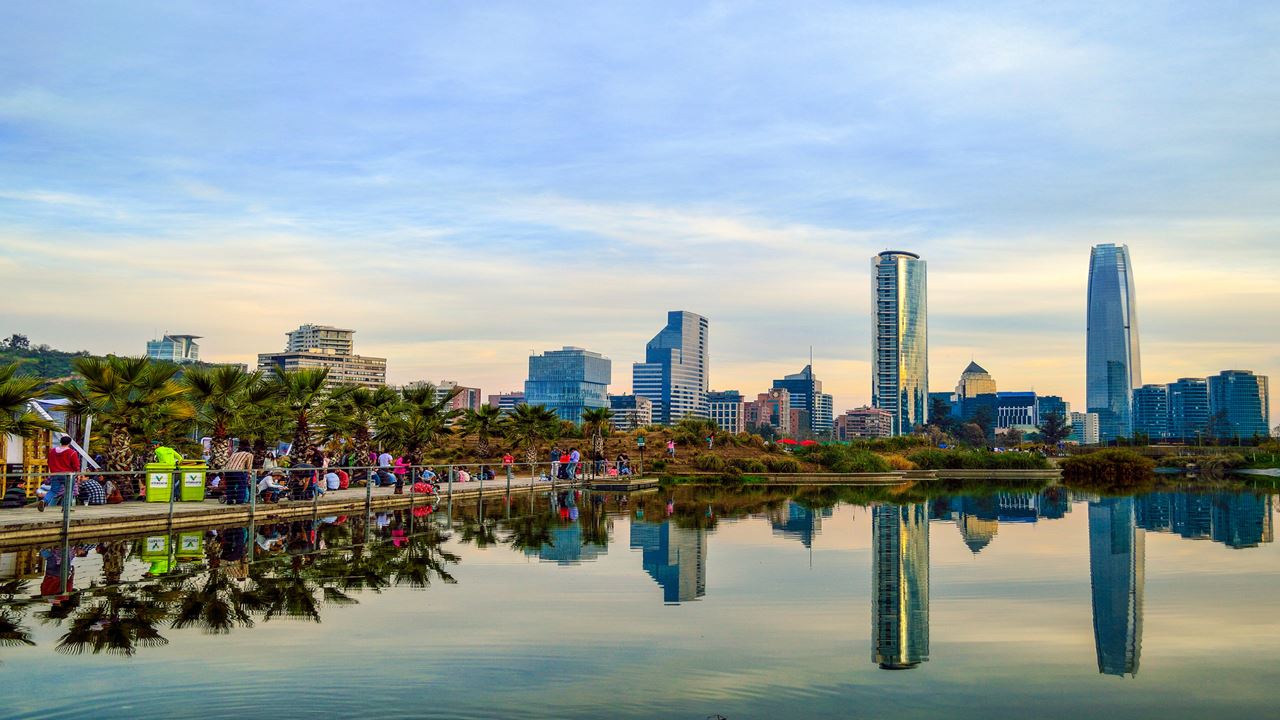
324, 470, 341, 491
377, 451, 393, 468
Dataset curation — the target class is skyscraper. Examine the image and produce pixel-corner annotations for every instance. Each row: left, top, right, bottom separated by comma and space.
1208, 370, 1271, 440
872, 251, 928, 435
632, 311, 709, 424
1168, 377, 1210, 442
772, 365, 834, 438
1088, 497, 1144, 677
629, 520, 707, 603
524, 346, 612, 423
258, 323, 386, 388
1132, 384, 1171, 441
1086, 244, 1142, 442
955, 361, 996, 399
871, 502, 930, 670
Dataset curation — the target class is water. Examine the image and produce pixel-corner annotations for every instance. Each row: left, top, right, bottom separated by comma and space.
1, 484, 1277, 719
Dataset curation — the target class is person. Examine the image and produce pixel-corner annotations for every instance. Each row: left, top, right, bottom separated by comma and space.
324, 468, 342, 492
39, 435, 81, 512
456, 467, 471, 483
549, 446, 561, 480
377, 450, 394, 470
419, 466, 438, 484
666, 439, 676, 458
223, 449, 255, 505
616, 453, 631, 476
568, 447, 580, 480
393, 455, 409, 494
706, 434, 714, 449
152, 440, 183, 466
2, 478, 29, 508
258, 470, 288, 502
557, 450, 571, 479
502, 452, 515, 483
78, 475, 107, 505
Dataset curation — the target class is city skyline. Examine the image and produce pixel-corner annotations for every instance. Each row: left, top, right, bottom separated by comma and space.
1, 3, 1277, 417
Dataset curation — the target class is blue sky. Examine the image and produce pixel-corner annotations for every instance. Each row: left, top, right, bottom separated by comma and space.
1, 1, 1277, 416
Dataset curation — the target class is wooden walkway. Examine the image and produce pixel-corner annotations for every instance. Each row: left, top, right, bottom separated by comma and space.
0, 475, 575, 548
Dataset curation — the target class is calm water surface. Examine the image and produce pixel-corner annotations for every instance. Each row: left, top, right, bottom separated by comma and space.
1, 485, 1277, 719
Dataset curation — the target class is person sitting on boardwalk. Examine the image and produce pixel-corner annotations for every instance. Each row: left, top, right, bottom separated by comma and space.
2, 478, 29, 508
258, 470, 288, 502
77, 475, 107, 505
456, 467, 471, 483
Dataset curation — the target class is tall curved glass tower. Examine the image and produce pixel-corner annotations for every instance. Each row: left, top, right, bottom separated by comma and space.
1086, 244, 1141, 442
872, 251, 928, 435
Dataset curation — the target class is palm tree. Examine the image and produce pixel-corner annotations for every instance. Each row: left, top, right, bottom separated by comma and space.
52, 357, 194, 484
331, 385, 399, 465
50, 584, 170, 656
460, 404, 504, 459
182, 366, 265, 469
268, 368, 331, 461
505, 404, 561, 468
380, 383, 463, 465
228, 383, 289, 468
0, 362, 59, 440
169, 566, 256, 634
581, 407, 614, 466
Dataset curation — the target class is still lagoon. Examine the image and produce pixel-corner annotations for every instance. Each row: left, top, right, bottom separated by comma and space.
1, 484, 1277, 719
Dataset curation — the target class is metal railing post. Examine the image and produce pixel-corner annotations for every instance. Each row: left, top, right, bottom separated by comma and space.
61, 473, 73, 538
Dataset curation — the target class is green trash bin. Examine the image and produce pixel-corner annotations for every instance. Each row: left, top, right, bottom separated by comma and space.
144, 463, 175, 503
140, 534, 172, 575
176, 532, 204, 561
178, 463, 207, 502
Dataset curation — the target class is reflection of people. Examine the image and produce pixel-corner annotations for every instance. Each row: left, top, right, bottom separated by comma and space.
40, 435, 81, 512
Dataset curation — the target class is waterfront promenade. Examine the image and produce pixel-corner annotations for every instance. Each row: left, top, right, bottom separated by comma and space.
0, 474, 571, 547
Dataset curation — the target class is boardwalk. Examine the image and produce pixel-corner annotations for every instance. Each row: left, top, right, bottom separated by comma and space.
0, 474, 576, 547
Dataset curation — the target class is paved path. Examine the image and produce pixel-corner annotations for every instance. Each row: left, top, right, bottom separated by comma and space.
0, 474, 581, 546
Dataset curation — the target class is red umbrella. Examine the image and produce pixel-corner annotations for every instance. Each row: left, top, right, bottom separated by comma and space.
780, 438, 799, 445
799, 439, 818, 447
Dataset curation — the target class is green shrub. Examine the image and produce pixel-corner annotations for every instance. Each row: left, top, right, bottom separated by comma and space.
906, 448, 1048, 470
730, 457, 767, 473
647, 459, 667, 472
1062, 449, 1155, 485
766, 457, 802, 473
693, 453, 727, 471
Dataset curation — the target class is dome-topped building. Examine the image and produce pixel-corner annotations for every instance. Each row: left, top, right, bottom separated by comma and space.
955, 361, 997, 399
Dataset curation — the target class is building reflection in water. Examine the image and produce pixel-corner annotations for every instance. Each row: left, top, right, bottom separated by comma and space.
629, 520, 706, 603
872, 502, 930, 670
769, 501, 833, 548
1088, 497, 1144, 677
1136, 492, 1273, 550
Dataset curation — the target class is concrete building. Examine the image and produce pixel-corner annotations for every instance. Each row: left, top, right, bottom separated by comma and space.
146, 334, 201, 364
487, 391, 526, 414
872, 250, 928, 435
257, 324, 387, 388
706, 390, 745, 434
744, 388, 791, 436
632, 311, 709, 424
525, 347, 611, 424
772, 365, 834, 438
1070, 411, 1101, 445
609, 394, 653, 431
955, 361, 996, 399
436, 381, 483, 412
835, 406, 894, 440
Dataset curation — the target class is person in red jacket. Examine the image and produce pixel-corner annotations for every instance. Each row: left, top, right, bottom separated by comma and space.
40, 435, 81, 512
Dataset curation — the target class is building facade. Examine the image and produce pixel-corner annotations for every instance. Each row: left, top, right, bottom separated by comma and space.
146, 334, 201, 364
771, 365, 835, 438
872, 502, 930, 669
835, 406, 894, 440
872, 251, 928, 435
608, 394, 654, 431
955, 361, 996, 399
706, 390, 745, 434
1037, 395, 1070, 424
994, 391, 1038, 430
1132, 384, 1171, 441
1207, 370, 1271, 440
487, 391, 526, 414
1088, 497, 1145, 677
525, 347, 611, 424
632, 311, 709, 424
1168, 378, 1210, 442
744, 388, 791, 436
436, 381, 483, 412
1086, 244, 1142, 442
257, 324, 386, 388
1070, 411, 1101, 445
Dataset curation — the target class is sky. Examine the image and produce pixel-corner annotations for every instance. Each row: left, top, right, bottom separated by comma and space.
1, 1, 1277, 418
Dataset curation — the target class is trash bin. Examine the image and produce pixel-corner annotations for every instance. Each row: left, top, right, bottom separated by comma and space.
178, 462, 207, 502
144, 463, 175, 503
176, 532, 204, 561
140, 534, 172, 575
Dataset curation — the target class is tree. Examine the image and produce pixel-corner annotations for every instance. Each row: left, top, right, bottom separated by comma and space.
580, 407, 615, 462
268, 368, 332, 461
53, 357, 194, 486
0, 362, 59, 440
182, 366, 265, 469
331, 385, 399, 465
4, 334, 30, 351
971, 406, 995, 440
379, 383, 463, 465
1037, 411, 1071, 446
957, 422, 987, 447
505, 404, 560, 467
460, 404, 504, 459
996, 427, 1023, 447
927, 397, 955, 432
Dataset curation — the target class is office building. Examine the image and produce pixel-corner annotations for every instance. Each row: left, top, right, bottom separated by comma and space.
1168, 377, 1210, 442
1088, 497, 1144, 677
632, 311, 709, 424
146, 334, 201, 364
1070, 411, 1100, 445
835, 406, 894, 440
1137, 492, 1273, 550
744, 388, 791, 436
994, 391, 1038, 430
1037, 395, 1070, 424
1132, 384, 1171, 441
524, 347, 611, 424
706, 390, 745, 434
435, 381, 483, 412
1208, 370, 1271, 440
609, 394, 653, 431
487, 391, 525, 414
955, 361, 996, 399
1086, 244, 1142, 442
872, 502, 930, 669
772, 365, 835, 438
630, 521, 707, 603
872, 251, 928, 434
258, 324, 387, 388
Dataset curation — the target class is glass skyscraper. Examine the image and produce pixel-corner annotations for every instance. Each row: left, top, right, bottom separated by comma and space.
1208, 370, 1271, 440
771, 365, 834, 438
524, 346, 611, 424
632, 311, 709, 425
1088, 497, 1144, 677
872, 251, 928, 435
1168, 377, 1210, 441
872, 502, 930, 669
1132, 384, 1171, 441
1086, 243, 1142, 442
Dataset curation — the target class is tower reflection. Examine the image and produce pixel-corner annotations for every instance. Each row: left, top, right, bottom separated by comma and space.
1088, 497, 1144, 677
872, 503, 930, 670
